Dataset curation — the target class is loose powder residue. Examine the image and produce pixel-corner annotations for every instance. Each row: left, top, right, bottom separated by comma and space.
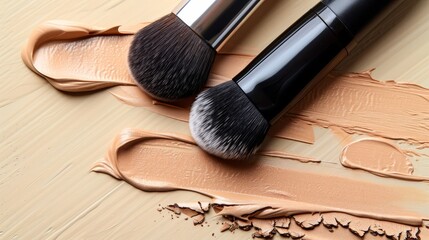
165, 202, 208, 225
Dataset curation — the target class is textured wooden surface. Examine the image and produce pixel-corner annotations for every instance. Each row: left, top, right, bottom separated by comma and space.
1, 0, 429, 239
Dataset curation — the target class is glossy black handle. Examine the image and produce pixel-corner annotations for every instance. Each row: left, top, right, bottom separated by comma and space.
322, 0, 392, 37
234, 2, 346, 122
234, 0, 394, 123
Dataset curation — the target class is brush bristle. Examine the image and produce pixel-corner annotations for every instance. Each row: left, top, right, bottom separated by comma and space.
128, 13, 216, 101
190, 81, 270, 160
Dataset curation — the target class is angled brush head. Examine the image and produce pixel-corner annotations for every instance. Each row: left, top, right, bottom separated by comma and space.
128, 13, 217, 101
190, 81, 270, 160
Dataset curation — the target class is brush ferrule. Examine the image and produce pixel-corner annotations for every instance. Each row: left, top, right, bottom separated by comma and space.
174, 0, 260, 49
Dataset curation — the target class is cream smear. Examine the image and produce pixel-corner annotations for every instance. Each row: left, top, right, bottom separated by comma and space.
24, 20, 429, 239
289, 70, 429, 147
114, 70, 429, 150
22, 20, 143, 91
22, 20, 315, 144
23, 23, 429, 148
340, 138, 429, 182
92, 128, 429, 239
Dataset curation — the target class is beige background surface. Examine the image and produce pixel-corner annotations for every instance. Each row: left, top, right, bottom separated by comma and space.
1, 0, 429, 239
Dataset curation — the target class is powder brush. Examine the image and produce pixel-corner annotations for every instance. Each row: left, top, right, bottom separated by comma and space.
128, 0, 261, 101
190, 0, 401, 160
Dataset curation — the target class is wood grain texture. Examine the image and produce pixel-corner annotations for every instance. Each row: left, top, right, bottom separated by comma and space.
1, 0, 429, 239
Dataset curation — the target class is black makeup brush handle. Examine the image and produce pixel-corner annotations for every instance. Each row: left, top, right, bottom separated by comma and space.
234, 0, 395, 123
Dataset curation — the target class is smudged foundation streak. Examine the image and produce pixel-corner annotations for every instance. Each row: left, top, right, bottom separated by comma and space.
93, 129, 429, 227
23, 21, 429, 239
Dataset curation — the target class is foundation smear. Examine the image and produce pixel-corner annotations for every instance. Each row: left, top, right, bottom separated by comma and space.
23, 21, 429, 149
339, 138, 429, 183
22, 20, 314, 144
23, 21, 429, 239
92, 128, 429, 239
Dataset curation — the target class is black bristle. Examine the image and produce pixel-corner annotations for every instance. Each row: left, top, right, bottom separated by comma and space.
128, 13, 216, 101
190, 81, 270, 160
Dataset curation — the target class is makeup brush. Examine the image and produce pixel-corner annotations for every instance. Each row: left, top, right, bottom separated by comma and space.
128, 0, 261, 101
190, 0, 402, 160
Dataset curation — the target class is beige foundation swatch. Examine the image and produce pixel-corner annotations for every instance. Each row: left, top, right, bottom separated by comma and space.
340, 138, 429, 183
22, 20, 142, 91
92, 129, 429, 227
24, 20, 429, 239
23, 21, 429, 149
110, 70, 429, 149
22, 20, 252, 95
289, 71, 429, 147
22, 20, 315, 144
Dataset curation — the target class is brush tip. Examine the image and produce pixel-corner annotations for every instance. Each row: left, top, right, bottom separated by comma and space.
190, 81, 270, 160
128, 13, 216, 101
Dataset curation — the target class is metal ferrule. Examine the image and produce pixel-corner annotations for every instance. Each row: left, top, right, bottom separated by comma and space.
173, 0, 260, 49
